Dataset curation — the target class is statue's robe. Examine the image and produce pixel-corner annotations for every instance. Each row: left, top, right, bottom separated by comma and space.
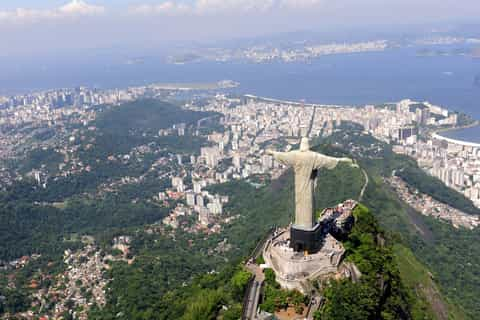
273, 150, 342, 229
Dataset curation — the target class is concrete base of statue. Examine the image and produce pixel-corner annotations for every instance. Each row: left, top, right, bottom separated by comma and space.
262, 228, 345, 294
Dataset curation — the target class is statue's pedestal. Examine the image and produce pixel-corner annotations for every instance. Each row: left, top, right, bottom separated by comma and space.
263, 229, 345, 294
290, 223, 324, 253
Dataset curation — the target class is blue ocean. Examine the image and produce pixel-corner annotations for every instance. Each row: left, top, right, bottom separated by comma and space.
1, 45, 479, 141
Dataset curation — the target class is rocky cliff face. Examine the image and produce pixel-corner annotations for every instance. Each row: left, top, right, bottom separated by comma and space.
319, 200, 357, 240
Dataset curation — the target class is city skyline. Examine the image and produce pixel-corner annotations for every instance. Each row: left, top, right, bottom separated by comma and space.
1, 0, 480, 56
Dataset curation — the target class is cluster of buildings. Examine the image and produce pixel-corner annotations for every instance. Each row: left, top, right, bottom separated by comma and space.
0, 82, 224, 159
1, 233, 138, 320
0, 86, 135, 183
0, 254, 41, 271
3, 245, 109, 320
178, 40, 390, 64
0, 85, 204, 189
54, 246, 108, 320
304, 41, 388, 59
387, 175, 479, 229
242, 40, 389, 63
413, 36, 480, 46
0, 82, 217, 111
312, 96, 479, 209
198, 95, 459, 156
309, 98, 457, 144
170, 35, 480, 65
0, 98, 95, 163
156, 101, 317, 234
306, 97, 480, 209
161, 177, 230, 234
193, 94, 480, 220
8, 235, 137, 320
1, 88, 120, 110
189, 96, 315, 145
160, 122, 286, 234
394, 136, 480, 209
159, 150, 233, 234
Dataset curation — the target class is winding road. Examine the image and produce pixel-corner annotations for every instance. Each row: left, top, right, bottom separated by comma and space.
358, 168, 369, 202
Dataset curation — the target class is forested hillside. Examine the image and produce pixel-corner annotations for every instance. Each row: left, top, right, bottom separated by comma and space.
1, 101, 476, 319
319, 126, 477, 318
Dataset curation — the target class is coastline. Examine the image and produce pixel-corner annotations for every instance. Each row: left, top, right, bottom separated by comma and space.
434, 120, 480, 134
244, 94, 342, 108
247, 93, 480, 147
433, 121, 480, 147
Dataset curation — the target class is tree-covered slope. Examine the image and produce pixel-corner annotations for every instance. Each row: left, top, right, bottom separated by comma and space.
87, 154, 458, 320
317, 125, 478, 318
319, 205, 413, 320
0, 99, 214, 261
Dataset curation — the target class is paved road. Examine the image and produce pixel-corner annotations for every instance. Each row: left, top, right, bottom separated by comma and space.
306, 296, 323, 319
242, 230, 274, 320
244, 263, 266, 320
358, 168, 369, 202
245, 280, 260, 319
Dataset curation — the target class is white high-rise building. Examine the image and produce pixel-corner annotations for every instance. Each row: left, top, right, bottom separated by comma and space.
201, 146, 221, 168
193, 181, 202, 194
196, 194, 204, 207
233, 154, 242, 169
262, 154, 273, 170
186, 192, 196, 206
198, 207, 210, 226
171, 176, 184, 192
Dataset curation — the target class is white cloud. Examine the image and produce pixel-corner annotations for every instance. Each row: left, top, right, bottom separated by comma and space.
279, 0, 323, 9
131, 1, 191, 15
129, 0, 324, 16
59, 0, 105, 15
195, 0, 276, 13
0, 0, 105, 23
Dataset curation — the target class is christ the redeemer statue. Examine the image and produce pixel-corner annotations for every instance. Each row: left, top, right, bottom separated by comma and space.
268, 137, 357, 230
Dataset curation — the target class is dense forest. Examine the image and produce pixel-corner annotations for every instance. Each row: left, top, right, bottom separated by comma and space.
318, 205, 412, 320
320, 125, 476, 318
0, 99, 214, 261
0, 100, 217, 315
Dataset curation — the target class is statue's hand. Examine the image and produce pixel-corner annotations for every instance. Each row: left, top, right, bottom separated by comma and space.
343, 157, 359, 168
350, 159, 359, 168
266, 149, 275, 156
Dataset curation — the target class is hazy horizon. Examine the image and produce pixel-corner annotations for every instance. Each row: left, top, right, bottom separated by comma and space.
1, 0, 480, 57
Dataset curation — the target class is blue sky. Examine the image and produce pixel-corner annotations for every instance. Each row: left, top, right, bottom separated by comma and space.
0, 0, 479, 56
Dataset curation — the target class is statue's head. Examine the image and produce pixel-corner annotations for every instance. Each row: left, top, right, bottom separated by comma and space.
299, 137, 310, 152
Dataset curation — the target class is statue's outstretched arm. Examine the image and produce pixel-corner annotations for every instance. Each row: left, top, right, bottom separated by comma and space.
267, 150, 296, 166
313, 154, 357, 170
339, 157, 359, 168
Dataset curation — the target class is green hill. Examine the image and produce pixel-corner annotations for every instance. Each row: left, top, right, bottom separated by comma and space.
393, 244, 467, 320
318, 204, 412, 320
1, 103, 475, 319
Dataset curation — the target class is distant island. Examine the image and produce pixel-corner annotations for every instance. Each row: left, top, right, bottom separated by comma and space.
166, 35, 480, 65
148, 80, 239, 90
